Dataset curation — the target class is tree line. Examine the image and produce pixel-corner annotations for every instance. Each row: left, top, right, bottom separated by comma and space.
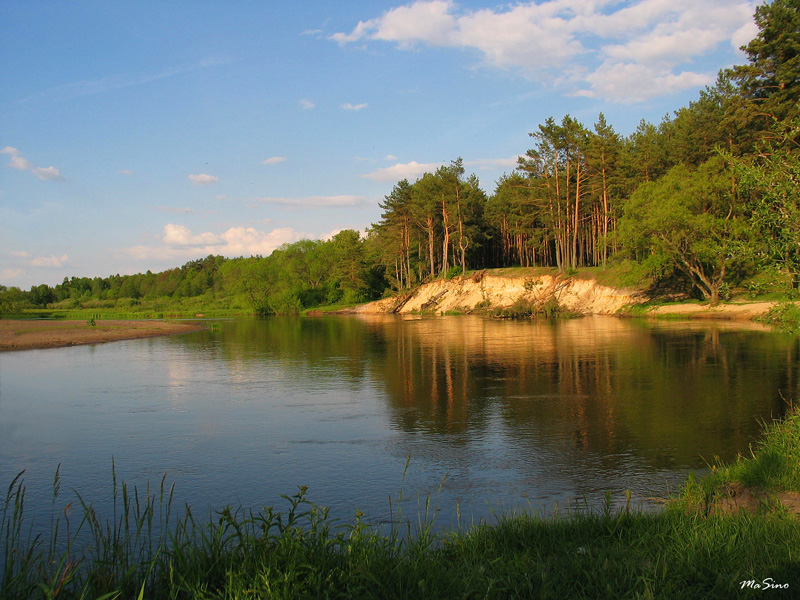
3, 0, 800, 313
370, 0, 800, 304
0, 231, 385, 315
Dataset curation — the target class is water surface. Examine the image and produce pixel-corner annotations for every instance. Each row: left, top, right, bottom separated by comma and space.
1, 315, 796, 528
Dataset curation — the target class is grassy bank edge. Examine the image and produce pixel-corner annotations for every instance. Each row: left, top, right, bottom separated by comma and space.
3, 409, 800, 599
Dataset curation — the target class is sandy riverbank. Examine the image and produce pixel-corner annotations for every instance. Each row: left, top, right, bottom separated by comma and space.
0, 319, 207, 352
351, 271, 780, 321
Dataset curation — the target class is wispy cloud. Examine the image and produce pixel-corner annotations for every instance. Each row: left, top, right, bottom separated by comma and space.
153, 206, 196, 214
16, 56, 231, 105
464, 156, 522, 170
255, 195, 368, 207
188, 173, 219, 186
263, 156, 286, 165
30, 254, 70, 268
119, 169, 134, 175
8, 250, 71, 268
331, 0, 758, 103
2, 147, 65, 181
1, 269, 22, 281
361, 156, 520, 181
342, 102, 368, 111
361, 160, 443, 182
128, 224, 309, 260
319, 227, 368, 241
299, 98, 316, 109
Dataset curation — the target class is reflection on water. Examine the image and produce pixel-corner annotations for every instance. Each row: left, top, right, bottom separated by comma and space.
0, 316, 796, 528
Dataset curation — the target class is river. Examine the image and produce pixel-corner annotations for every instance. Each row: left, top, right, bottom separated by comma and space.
1, 315, 796, 529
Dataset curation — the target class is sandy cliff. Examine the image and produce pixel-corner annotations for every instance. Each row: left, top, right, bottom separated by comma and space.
354, 272, 644, 315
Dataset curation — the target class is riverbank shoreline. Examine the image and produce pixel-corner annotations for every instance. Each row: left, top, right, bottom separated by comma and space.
0, 319, 207, 352
349, 270, 782, 322
0, 295, 784, 354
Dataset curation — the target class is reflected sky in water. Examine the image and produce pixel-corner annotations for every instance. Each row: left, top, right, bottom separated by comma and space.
1, 315, 796, 528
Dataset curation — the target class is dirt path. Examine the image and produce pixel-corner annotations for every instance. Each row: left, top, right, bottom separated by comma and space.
0, 319, 207, 352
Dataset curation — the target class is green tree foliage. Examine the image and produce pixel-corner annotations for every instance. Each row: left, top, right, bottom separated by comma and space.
220, 257, 275, 315
733, 0, 800, 124
617, 157, 751, 304
666, 74, 752, 165
735, 118, 800, 287
586, 113, 624, 266
329, 230, 369, 303
0, 286, 31, 314
372, 159, 487, 289
514, 114, 628, 271
375, 179, 416, 289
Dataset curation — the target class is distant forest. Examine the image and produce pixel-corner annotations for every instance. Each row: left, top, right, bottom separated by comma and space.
3, 0, 800, 315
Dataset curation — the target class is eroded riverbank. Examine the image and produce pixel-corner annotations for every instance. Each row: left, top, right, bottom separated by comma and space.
350, 271, 779, 321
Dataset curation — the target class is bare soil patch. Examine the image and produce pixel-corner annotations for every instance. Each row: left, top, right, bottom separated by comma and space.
710, 483, 800, 516
0, 319, 207, 352
649, 301, 776, 320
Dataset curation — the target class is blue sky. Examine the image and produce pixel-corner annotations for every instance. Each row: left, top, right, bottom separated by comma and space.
1, 0, 759, 288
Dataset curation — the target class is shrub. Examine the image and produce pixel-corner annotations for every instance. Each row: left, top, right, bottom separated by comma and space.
756, 301, 800, 333
445, 266, 463, 280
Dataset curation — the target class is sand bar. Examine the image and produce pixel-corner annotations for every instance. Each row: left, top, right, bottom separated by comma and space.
0, 319, 207, 352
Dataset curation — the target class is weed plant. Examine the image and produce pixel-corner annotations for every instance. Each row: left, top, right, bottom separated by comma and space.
756, 301, 800, 333
492, 297, 581, 319
4, 413, 800, 599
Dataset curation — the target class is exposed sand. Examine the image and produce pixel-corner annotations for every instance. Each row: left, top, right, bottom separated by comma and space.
352, 273, 780, 323
648, 301, 776, 320
354, 273, 643, 315
0, 319, 207, 352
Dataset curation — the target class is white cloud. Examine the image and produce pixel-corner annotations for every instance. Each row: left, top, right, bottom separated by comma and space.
578, 61, 711, 103
299, 98, 316, 109
8, 155, 33, 171
2, 147, 64, 180
1, 269, 22, 280
319, 227, 368, 241
332, 0, 759, 103
361, 160, 443, 182
263, 156, 286, 165
464, 156, 522, 170
331, 0, 458, 46
384, 154, 398, 161
31, 166, 65, 181
30, 254, 70, 268
188, 173, 219, 186
342, 102, 368, 111
9, 251, 31, 258
732, 20, 759, 51
163, 223, 222, 246
255, 195, 368, 207
119, 169, 134, 175
128, 224, 309, 260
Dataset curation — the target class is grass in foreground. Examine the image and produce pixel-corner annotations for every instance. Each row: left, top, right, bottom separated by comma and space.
3, 411, 800, 599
